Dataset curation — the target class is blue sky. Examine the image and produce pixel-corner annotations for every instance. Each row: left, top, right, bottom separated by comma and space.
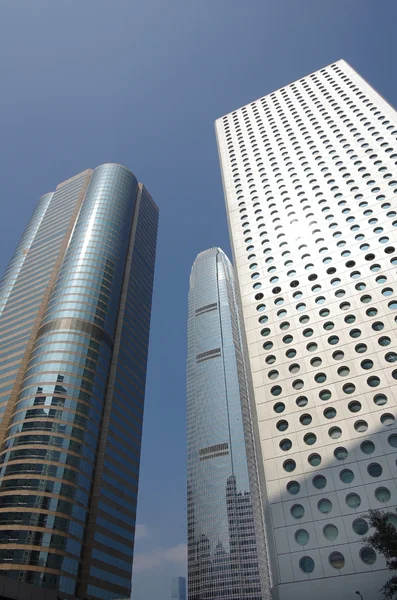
0, 1, 397, 598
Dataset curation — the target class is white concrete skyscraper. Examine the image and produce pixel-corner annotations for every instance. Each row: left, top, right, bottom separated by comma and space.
215, 60, 397, 600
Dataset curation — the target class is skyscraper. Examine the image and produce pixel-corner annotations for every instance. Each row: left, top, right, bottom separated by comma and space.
187, 247, 270, 599
171, 576, 186, 600
215, 60, 397, 599
0, 164, 158, 600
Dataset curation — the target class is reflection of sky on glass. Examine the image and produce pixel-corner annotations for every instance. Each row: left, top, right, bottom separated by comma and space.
0, 1, 396, 598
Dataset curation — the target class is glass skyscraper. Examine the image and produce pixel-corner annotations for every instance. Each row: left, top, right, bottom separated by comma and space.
172, 576, 186, 600
0, 164, 158, 600
216, 60, 397, 600
187, 247, 270, 599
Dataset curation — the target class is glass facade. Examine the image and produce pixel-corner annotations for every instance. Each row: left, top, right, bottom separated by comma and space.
187, 248, 270, 600
172, 576, 186, 600
0, 165, 158, 600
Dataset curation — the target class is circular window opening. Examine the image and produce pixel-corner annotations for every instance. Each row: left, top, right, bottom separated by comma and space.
307, 453, 321, 467
291, 504, 304, 519
338, 366, 350, 376
283, 459, 296, 472
280, 439, 292, 451
346, 493, 361, 509
375, 487, 391, 503
368, 463, 383, 477
361, 440, 375, 454
353, 518, 368, 535
319, 389, 332, 401
333, 351, 344, 360
329, 551, 345, 570
287, 480, 300, 495
307, 342, 318, 352
355, 343, 368, 353
300, 413, 312, 426
323, 524, 338, 541
285, 348, 297, 358
349, 401, 362, 413
304, 433, 317, 446
374, 393, 388, 406
273, 402, 285, 413
334, 447, 348, 461
313, 475, 327, 489
355, 420, 368, 433
340, 469, 354, 483
360, 547, 376, 565
318, 498, 332, 514
328, 425, 342, 442
277, 420, 288, 431
299, 556, 314, 573
295, 529, 309, 545
367, 376, 381, 388
324, 407, 336, 419
388, 434, 397, 448
296, 396, 308, 408
343, 383, 356, 394
381, 413, 395, 426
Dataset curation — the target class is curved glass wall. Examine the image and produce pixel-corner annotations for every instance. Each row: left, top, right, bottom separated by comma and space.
0, 165, 159, 600
187, 248, 270, 600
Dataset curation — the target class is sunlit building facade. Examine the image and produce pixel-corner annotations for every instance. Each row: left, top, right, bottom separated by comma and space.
187, 247, 270, 599
0, 164, 158, 600
216, 59, 397, 599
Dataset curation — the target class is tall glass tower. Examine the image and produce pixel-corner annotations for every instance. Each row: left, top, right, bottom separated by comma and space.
216, 60, 397, 600
187, 247, 270, 600
0, 164, 158, 600
171, 576, 186, 600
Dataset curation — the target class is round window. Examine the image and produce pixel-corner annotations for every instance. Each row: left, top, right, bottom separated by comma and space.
355, 420, 368, 433
334, 447, 348, 460
368, 463, 383, 477
283, 459, 296, 472
346, 493, 361, 509
329, 427, 342, 439
299, 556, 314, 573
295, 529, 309, 545
287, 480, 300, 495
361, 440, 375, 454
374, 393, 387, 406
296, 396, 308, 408
313, 475, 327, 489
352, 518, 368, 535
340, 469, 354, 483
280, 439, 292, 451
277, 420, 288, 431
381, 414, 395, 426
318, 498, 332, 514
360, 547, 376, 565
324, 407, 336, 419
291, 504, 304, 519
375, 487, 391, 503
323, 524, 338, 541
300, 414, 312, 426
304, 433, 317, 446
308, 453, 321, 466
329, 551, 345, 570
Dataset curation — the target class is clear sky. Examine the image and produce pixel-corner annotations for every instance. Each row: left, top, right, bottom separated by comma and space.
0, 1, 397, 598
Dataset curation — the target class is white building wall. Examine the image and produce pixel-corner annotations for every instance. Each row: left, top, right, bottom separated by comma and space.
215, 59, 397, 600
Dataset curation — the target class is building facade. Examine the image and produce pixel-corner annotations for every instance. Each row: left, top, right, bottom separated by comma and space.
187, 247, 270, 599
0, 164, 158, 600
171, 576, 186, 600
215, 60, 397, 599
